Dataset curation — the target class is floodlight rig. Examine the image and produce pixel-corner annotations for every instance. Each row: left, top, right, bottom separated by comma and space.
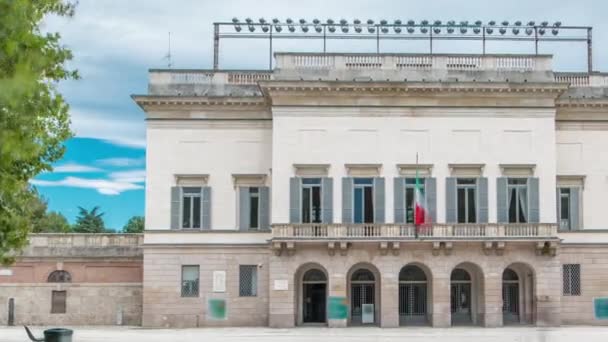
213, 19, 593, 72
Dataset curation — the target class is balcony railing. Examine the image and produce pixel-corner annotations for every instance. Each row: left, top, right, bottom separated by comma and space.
271, 223, 557, 240
554, 72, 608, 87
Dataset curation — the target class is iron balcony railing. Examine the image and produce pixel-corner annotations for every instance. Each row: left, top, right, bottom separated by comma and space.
271, 223, 558, 240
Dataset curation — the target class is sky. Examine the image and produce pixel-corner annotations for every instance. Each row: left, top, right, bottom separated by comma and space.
33, 0, 608, 230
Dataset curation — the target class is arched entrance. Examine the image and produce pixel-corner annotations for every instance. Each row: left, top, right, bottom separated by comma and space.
348, 265, 380, 325
399, 264, 430, 326
302, 269, 327, 324
502, 263, 536, 325
450, 263, 484, 326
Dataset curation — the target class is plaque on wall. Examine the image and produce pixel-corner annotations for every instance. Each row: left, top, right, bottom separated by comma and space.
213, 270, 226, 292
273, 279, 288, 291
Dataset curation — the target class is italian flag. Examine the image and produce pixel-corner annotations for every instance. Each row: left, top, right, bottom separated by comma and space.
414, 169, 427, 226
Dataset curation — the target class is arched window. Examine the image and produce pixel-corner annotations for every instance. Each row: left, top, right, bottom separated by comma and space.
450, 268, 471, 281
502, 268, 519, 281
48, 270, 72, 283
399, 265, 427, 282
351, 269, 375, 282
303, 269, 327, 282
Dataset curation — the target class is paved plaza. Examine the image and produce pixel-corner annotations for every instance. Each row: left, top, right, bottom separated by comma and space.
2, 326, 608, 342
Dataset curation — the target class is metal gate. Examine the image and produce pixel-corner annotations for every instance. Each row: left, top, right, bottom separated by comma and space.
8, 298, 14, 326
502, 282, 520, 324
351, 283, 375, 325
451, 283, 472, 324
399, 283, 427, 325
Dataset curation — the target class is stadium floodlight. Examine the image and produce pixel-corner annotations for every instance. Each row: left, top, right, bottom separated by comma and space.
407, 20, 415, 26
475, 20, 482, 26
421, 27, 429, 33
554, 21, 562, 27
512, 27, 520, 35
486, 27, 494, 34
421, 20, 429, 26
235, 25, 242, 32
245, 18, 253, 24
514, 21, 522, 26
407, 27, 415, 33
433, 27, 441, 34
380, 19, 387, 25
367, 19, 375, 33
527, 21, 535, 26
379, 19, 388, 34
245, 17, 255, 32
354, 19, 362, 33
501, 21, 509, 26
259, 18, 266, 24
552, 28, 559, 35
447, 21, 455, 33
539, 28, 546, 35
327, 18, 334, 25
313, 18, 322, 32
433, 20, 442, 26
460, 21, 468, 34
286, 18, 295, 32
473, 27, 481, 34
261, 25, 269, 33
394, 19, 402, 33
488, 20, 496, 26
499, 27, 507, 34
341, 19, 349, 33
525, 27, 533, 35
541, 21, 548, 26
232, 17, 239, 24
232, 17, 242, 32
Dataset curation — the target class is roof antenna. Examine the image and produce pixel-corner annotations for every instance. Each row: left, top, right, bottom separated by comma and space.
163, 31, 172, 68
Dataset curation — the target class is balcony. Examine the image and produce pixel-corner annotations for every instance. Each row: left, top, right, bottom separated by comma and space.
271, 223, 558, 241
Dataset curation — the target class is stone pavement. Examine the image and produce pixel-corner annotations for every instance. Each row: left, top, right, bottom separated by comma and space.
2, 326, 608, 342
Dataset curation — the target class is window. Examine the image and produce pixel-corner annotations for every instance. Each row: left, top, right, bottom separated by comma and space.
354, 178, 374, 223
48, 270, 71, 283
405, 178, 425, 223
563, 264, 581, 296
239, 265, 258, 297
302, 178, 322, 223
508, 179, 528, 223
51, 290, 67, 314
457, 178, 477, 223
181, 265, 199, 297
249, 187, 260, 229
182, 187, 201, 229
559, 188, 571, 230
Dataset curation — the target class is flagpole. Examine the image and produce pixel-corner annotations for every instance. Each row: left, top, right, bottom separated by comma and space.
415, 152, 419, 239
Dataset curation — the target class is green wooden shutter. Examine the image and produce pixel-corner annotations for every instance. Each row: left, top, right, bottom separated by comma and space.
528, 177, 539, 223
321, 178, 333, 224
374, 177, 385, 223
497, 178, 508, 223
289, 178, 301, 223
445, 178, 457, 223
342, 177, 354, 223
394, 177, 405, 223
170, 187, 181, 229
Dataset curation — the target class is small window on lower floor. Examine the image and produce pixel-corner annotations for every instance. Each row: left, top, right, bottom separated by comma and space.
51, 290, 67, 314
563, 264, 581, 296
239, 265, 258, 297
181, 265, 200, 297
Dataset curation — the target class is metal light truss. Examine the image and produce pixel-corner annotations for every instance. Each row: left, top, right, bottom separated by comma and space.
213, 19, 593, 71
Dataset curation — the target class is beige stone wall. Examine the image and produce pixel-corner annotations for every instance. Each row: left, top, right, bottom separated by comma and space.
142, 246, 270, 328
0, 283, 142, 326
559, 244, 608, 325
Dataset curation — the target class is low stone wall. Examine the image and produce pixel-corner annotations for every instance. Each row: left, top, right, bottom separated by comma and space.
1, 283, 143, 326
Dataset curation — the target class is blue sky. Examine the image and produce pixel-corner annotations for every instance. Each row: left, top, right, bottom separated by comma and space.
33, 0, 608, 230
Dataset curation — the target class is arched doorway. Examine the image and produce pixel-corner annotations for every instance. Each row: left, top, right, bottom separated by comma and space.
502, 263, 536, 325
301, 269, 327, 324
450, 263, 484, 326
348, 267, 379, 325
502, 268, 520, 324
399, 264, 430, 326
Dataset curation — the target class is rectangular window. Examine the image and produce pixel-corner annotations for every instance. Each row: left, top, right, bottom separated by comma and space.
302, 178, 322, 223
405, 178, 425, 223
239, 265, 258, 297
51, 290, 67, 314
182, 187, 201, 229
559, 188, 571, 230
181, 265, 200, 297
508, 179, 528, 223
456, 178, 477, 223
354, 178, 374, 223
249, 187, 260, 229
563, 264, 581, 296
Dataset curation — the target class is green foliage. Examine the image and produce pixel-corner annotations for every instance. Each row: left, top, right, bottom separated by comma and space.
123, 216, 144, 233
73, 206, 106, 233
29, 188, 71, 233
0, 0, 78, 264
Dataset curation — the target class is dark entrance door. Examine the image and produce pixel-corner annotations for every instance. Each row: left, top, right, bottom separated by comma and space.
303, 283, 326, 323
8, 298, 14, 326
502, 268, 521, 324
451, 283, 472, 324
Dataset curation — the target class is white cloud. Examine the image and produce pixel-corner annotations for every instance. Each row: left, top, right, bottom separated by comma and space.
97, 157, 145, 167
109, 169, 146, 184
70, 108, 146, 149
30, 176, 143, 196
52, 162, 103, 173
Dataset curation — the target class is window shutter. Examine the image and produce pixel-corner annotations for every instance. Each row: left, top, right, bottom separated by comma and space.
289, 178, 301, 223
496, 177, 508, 223
321, 178, 333, 224
201, 187, 211, 230
170, 187, 181, 229
425, 177, 437, 223
342, 177, 354, 223
477, 177, 488, 223
394, 177, 405, 223
445, 177, 457, 223
528, 177, 540, 223
570, 187, 580, 230
239, 187, 250, 231
556, 188, 560, 226
374, 177, 385, 223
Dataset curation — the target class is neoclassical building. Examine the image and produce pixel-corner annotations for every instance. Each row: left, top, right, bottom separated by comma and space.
129, 50, 608, 328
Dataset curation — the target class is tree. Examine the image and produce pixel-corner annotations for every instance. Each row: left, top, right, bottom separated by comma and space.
73, 206, 105, 233
28, 189, 71, 233
123, 216, 144, 233
0, 1, 78, 264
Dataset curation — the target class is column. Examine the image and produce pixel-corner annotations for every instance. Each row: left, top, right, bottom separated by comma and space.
268, 255, 295, 328
431, 273, 451, 327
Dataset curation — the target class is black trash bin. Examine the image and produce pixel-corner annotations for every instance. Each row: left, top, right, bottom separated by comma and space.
44, 328, 73, 342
